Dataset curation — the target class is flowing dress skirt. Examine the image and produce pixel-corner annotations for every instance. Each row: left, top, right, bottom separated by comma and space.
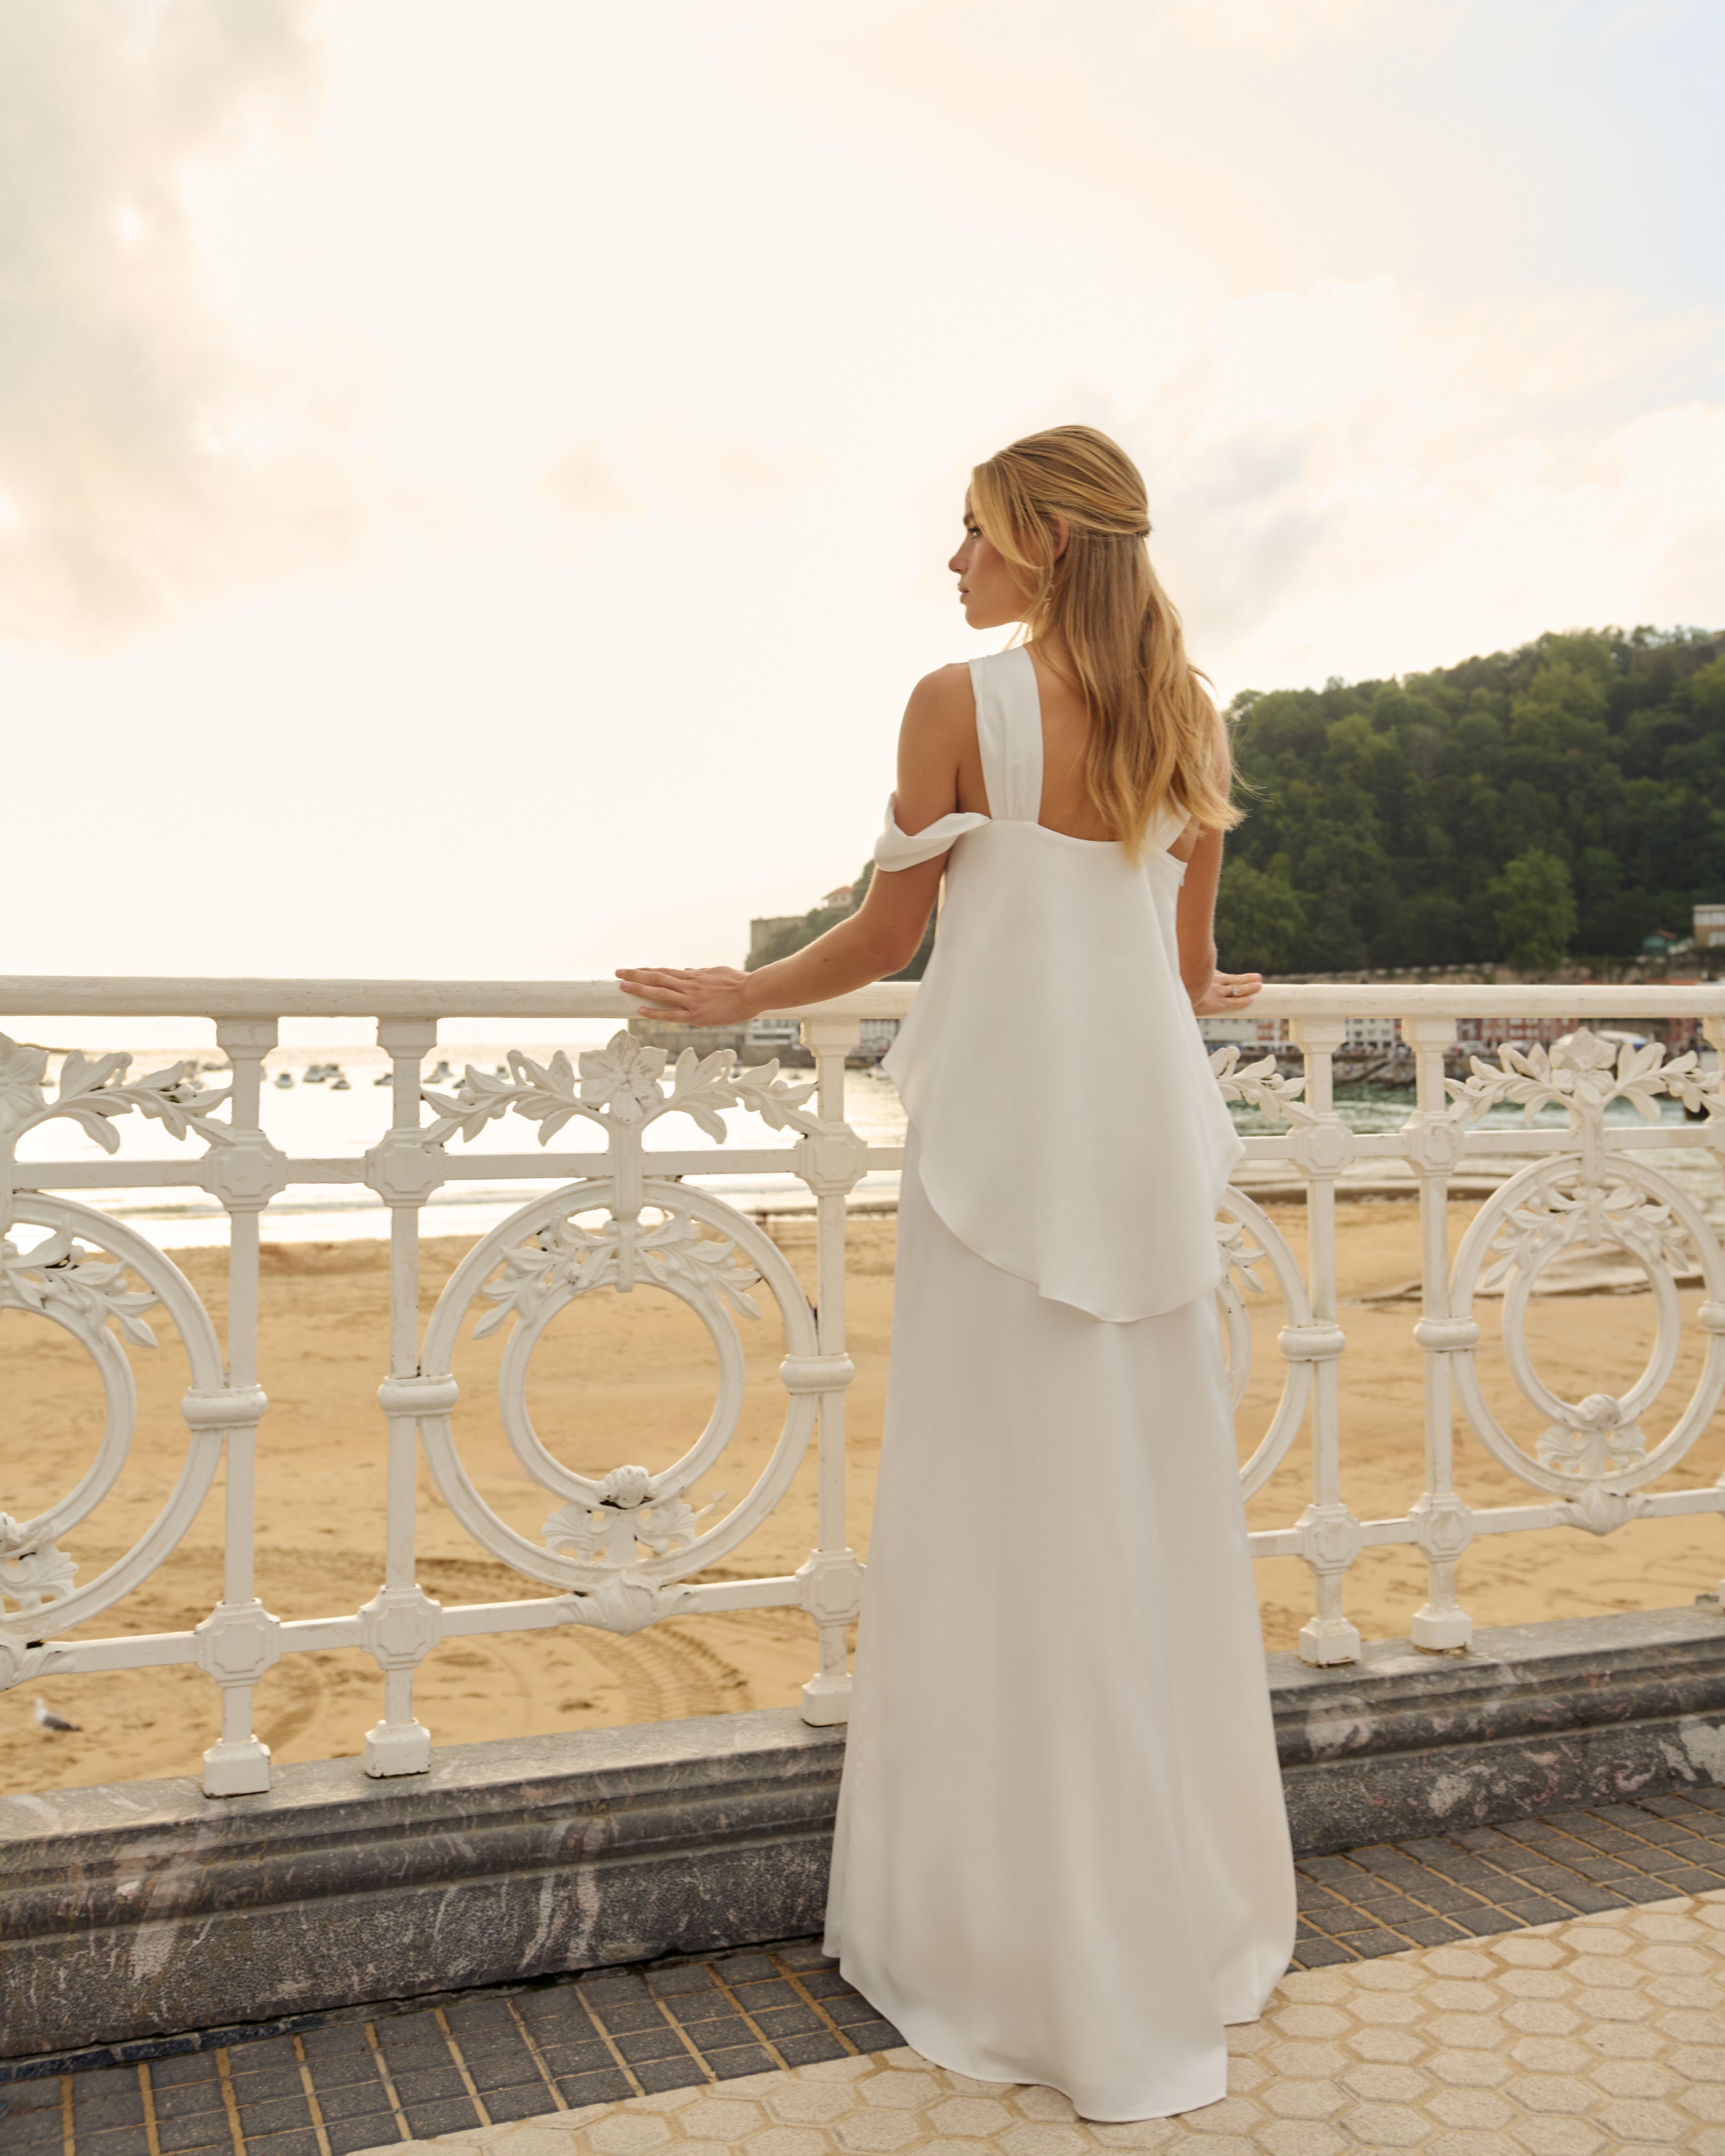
823, 1134, 1296, 2122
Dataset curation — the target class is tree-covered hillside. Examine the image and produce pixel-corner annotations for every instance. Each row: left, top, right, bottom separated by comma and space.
1217, 627, 1725, 975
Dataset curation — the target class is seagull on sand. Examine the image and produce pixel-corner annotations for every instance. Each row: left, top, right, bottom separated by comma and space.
33, 1698, 78, 1734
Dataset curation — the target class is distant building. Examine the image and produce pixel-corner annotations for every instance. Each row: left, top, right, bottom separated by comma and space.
1694, 903, 1725, 948
1455, 1014, 1575, 1050
1198, 1015, 1289, 1048
628, 1016, 748, 1059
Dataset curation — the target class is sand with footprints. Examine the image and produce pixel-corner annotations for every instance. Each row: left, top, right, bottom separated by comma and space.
4, 1200, 1723, 1795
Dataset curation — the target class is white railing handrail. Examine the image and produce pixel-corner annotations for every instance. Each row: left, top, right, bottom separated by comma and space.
1, 975, 1722, 1021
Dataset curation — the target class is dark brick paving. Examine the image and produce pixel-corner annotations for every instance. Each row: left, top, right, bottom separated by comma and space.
0, 1941, 901, 2156
4, 1785, 1723, 2155
1291, 1783, 1725, 1968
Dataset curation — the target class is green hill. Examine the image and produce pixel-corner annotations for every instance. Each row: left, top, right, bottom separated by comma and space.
1217, 626, 1725, 974
751, 626, 1725, 981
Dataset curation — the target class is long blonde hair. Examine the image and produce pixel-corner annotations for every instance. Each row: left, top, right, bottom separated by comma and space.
968, 424, 1237, 855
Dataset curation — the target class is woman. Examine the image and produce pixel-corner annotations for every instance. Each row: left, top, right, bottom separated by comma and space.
618, 424, 1295, 2122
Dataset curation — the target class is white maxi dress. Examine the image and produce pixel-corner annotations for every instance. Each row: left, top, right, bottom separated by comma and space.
823, 646, 1296, 2123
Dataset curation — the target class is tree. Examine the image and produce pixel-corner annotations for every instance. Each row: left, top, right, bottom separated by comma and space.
1222, 627, 1724, 970
1214, 859, 1309, 973
1488, 849, 1577, 973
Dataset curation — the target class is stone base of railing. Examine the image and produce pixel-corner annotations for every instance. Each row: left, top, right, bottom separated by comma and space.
4, 1606, 1723, 2062
1275, 1602, 1725, 1852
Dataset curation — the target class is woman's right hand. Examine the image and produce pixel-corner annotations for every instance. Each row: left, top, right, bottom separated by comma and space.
617, 967, 757, 1027
1190, 969, 1264, 1016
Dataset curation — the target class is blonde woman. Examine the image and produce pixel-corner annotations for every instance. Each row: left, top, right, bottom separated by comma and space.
618, 426, 1295, 2122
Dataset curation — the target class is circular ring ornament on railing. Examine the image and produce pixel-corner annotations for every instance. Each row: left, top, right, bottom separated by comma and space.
1216, 1191, 1316, 1499
0, 1196, 229, 1679
416, 1178, 822, 1619
1447, 1153, 1725, 1503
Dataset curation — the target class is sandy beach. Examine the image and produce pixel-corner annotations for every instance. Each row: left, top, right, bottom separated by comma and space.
4, 1197, 1723, 1796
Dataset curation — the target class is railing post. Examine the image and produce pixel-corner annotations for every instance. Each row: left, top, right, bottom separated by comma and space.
360, 1017, 444, 1775
195, 1017, 285, 1796
793, 1015, 865, 1724
1705, 1016, 1725, 1610
1286, 1016, 1360, 1666
1403, 1014, 1476, 1650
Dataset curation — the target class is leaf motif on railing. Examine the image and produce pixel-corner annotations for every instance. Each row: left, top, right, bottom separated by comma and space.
474, 1208, 762, 1340
1216, 1215, 1270, 1296
0, 1226, 160, 1347
1477, 1171, 1692, 1297
0, 1030, 235, 1154
543, 1464, 720, 1567
420, 1031, 821, 1149
1445, 1027, 1724, 1132
1535, 1393, 1647, 1480
0, 1514, 78, 1616
1208, 1046, 1315, 1126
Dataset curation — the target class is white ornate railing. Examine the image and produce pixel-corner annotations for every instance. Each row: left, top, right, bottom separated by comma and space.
3, 978, 1724, 1797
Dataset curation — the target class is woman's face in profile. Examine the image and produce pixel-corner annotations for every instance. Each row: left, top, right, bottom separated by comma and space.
949, 503, 1029, 631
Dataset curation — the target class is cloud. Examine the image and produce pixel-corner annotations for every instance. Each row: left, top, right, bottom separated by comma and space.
1013, 278, 1725, 688
539, 423, 824, 533
539, 438, 643, 529
635, 422, 825, 518
0, 0, 437, 651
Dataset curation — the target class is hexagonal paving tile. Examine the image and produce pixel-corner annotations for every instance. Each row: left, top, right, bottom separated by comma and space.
588, 2118, 675, 2155
830, 2115, 924, 2155
388, 1886, 1724, 2156
923, 2101, 1018, 2140
744, 2130, 832, 2156
857, 2076, 944, 2112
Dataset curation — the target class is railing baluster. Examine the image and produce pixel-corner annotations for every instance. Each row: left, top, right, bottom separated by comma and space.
360, 1017, 444, 1775
793, 1016, 866, 1724
1286, 1016, 1360, 1666
1404, 1015, 1476, 1650
195, 1017, 282, 1796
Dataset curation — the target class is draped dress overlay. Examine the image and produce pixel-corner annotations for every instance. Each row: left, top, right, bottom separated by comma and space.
822, 646, 1296, 2123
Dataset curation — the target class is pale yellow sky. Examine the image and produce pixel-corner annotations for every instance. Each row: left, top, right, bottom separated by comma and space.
1, 0, 1719, 982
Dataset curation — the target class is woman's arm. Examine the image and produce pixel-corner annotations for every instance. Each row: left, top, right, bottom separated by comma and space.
617, 667, 972, 1027
1176, 825, 1262, 1016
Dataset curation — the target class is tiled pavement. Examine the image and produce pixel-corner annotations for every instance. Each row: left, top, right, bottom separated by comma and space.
359, 1892, 1725, 2155
4, 1792, 1724, 2156
0, 1945, 901, 2156
1289, 1788, 1725, 1969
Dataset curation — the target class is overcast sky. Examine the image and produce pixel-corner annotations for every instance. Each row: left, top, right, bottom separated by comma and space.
2, 0, 1721, 991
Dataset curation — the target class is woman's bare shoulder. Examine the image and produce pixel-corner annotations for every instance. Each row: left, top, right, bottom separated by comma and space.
901, 662, 975, 740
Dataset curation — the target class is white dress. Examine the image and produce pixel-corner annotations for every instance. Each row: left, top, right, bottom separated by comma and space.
823, 646, 1296, 2123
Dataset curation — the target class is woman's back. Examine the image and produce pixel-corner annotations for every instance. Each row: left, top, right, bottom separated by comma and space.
879, 646, 1239, 1324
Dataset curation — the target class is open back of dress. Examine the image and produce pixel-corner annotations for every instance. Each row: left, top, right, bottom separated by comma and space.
825, 647, 1296, 2123
876, 644, 1244, 1322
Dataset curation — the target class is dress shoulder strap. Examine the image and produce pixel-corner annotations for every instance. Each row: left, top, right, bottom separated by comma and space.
968, 647, 1042, 822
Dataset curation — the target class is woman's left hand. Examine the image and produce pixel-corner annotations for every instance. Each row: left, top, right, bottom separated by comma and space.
616, 967, 757, 1027
1190, 969, 1263, 1016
